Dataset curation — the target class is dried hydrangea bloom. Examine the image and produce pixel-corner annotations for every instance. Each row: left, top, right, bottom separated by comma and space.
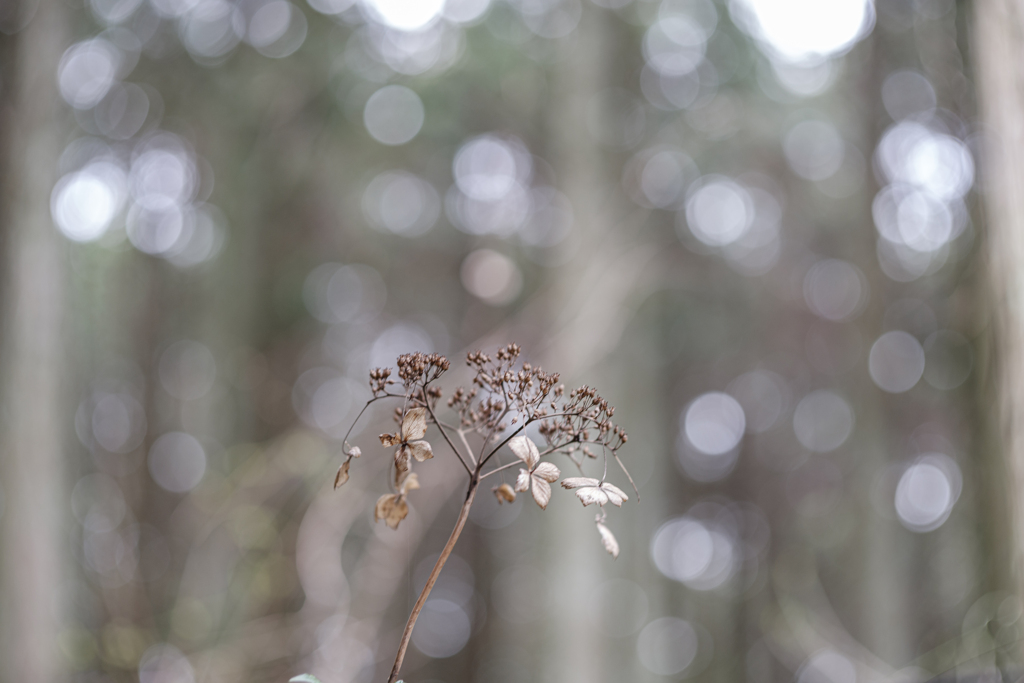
560, 477, 629, 507
380, 407, 433, 473
323, 345, 633, 683
374, 472, 420, 530
511, 435, 560, 509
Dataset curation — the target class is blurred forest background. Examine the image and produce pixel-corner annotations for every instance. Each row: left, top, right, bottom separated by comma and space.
1, 0, 1021, 682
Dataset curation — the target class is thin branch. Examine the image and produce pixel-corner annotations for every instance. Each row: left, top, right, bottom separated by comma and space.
339, 394, 393, 449
478, 412, 587, 468
421, 386, 474, 473
480, 460, 521, 480
457, 429, 474, 463
612, 451, 639, 502
387, 478, 480, 683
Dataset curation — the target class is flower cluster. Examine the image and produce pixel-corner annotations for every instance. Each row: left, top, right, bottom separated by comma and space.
331, 344, 634, 682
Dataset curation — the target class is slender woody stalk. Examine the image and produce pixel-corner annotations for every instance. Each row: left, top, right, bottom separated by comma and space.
387, 475, 479, 683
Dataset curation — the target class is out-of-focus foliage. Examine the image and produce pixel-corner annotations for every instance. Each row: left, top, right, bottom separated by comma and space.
2, 0, 1013, 682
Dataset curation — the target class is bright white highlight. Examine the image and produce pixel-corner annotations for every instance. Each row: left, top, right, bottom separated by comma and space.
894, 454, 961, 532
734, 0, 873, 64
362, 0, 444, 31
51, 162, 127, 242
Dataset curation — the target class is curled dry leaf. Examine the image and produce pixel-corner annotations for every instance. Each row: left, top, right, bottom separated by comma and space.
596, 520, 619, 559
334, 460, 350, 489
380, 433, 399, 447
560, 477, 629, 507
493, 483, 516, 504
374, 493, 409, 530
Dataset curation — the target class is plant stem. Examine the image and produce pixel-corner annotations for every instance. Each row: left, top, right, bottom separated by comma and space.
387, 474, 480, 683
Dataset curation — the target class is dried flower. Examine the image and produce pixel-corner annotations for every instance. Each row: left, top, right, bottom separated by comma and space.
560, 477, 629, 507
493, 483, 516, 504
374, 472, 420, 530
380, 407, 433, 473
332, 345, 634, 683
511, 435, 560, 509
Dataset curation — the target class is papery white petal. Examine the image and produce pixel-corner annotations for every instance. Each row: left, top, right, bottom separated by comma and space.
561, 477, 600, 489
597, 522, 619, 558
533, 461, 561, 483
515, 468, 531, 492
509, 435, 540, 469
576, 487, 608, 507
531, 476, 552, 509
601, 482, 628, 502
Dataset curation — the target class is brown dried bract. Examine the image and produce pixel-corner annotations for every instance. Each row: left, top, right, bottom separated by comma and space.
334, 460, 350, 489
493, 483, 516, 504
374, 494, 409, 530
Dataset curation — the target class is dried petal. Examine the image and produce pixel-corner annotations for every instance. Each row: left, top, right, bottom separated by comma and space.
385, 498, 409, 529
576, 487, 609, 507
533, 461, 561, 483
374, 493, 396, 522
399, 472, 420, 495
380, 433, 399, 447
374, 493, 409, 529
531, 476, 552, 509
401, 407, 427, 441
515, 468, 531, 492
509, 435, 539, 469
348, 446, 362, 458
493, 483, 516, 504
601, 482, 628, 507
395, 446, 411, 474
333, 460, 350, 489
561, 477, 600, 489
596, 522, 619, 559
408, 440, 433, 462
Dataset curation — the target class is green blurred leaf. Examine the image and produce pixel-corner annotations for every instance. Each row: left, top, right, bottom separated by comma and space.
289, 675, 322, 683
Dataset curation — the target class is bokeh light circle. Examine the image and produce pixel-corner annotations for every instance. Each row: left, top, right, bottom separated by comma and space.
363, 85, 424, 146
869, 330, 925, 393
683, 392, 746, 455
792, 390, 853, 452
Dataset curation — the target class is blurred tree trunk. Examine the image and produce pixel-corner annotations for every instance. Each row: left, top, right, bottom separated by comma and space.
538, 6, 657, 683
0, 0, 69, 681
973, 0, 1024, 630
